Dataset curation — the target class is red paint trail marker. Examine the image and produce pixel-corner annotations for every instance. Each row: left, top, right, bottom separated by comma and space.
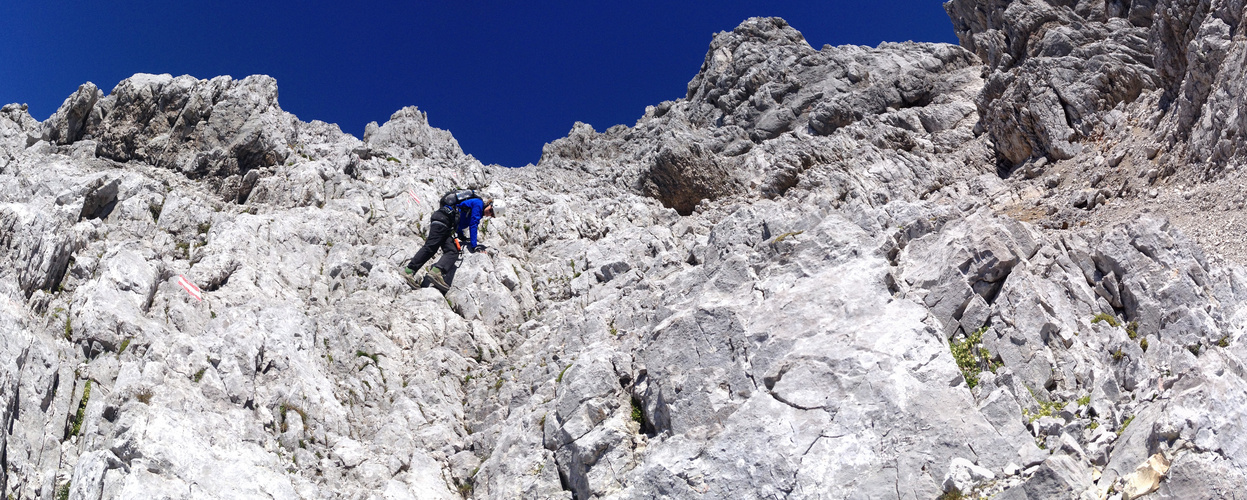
178, 275, 203, 301
407, 189, 422, 206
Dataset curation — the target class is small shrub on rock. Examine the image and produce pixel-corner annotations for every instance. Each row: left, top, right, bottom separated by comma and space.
949, 326, 989, 389
1091, 313, 1120, 328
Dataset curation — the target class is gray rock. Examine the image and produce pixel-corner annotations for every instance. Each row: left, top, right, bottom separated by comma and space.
943, 456, 996, 494
3, 6, 1247, 500
946, 0, 1158, 166
1003, 454, 1094, 499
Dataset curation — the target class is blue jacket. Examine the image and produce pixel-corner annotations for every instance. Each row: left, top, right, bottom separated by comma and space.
455, 197, 486, 249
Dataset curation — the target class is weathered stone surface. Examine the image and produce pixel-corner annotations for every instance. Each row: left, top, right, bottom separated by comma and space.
946, 0, 1159, 166
3, 7, 1247, 500
363, 106, 465, 161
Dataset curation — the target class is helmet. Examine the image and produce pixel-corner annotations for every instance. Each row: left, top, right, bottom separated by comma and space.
489, 200, 505, 217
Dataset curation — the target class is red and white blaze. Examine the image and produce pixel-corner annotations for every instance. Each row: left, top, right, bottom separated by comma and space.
177, 275, 203, 301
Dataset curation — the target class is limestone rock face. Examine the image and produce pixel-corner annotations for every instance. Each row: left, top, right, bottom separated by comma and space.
34, 74, 299, 203
946, 0, 1159, 166
363, 106, 465, 161
0, 103, 39, 152
3, 9, 1247, 500
540, 16, 986, 214
947, 0, 1247, 177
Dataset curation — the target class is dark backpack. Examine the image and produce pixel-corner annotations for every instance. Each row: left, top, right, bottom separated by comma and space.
438, 189, 480, 216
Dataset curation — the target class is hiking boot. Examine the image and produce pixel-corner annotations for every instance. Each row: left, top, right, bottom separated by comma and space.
427, 267, 450, 292
400, 267, 421, 290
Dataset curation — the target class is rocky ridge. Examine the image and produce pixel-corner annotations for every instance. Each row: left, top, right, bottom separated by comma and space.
2, 6, 1247, 500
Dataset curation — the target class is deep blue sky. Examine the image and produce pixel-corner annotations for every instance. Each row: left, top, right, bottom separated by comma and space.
1, 1, 958, 167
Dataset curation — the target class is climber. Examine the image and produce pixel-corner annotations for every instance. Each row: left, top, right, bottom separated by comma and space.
401, 190, 504, 292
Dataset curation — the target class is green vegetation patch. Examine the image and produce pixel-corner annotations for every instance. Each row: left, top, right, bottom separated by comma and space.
557, 364, 572, 384
1092, 313, 1120, 328
949, 326, 994, 389
69, 380, 91, 438
1023, 386, 1067, 424
1118, 415, 1135, 436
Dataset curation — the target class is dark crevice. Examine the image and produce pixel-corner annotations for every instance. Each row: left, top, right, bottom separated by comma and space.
1053, 86, 1080, 133
40, 371, 58, 413
557, 464, 576, 500
763, 363, 790, 391
0, 412, 7, 497
769, 390, 825, 412
7, 380, 19, 434
81, 199, 118, 221
201, 269, 234, 293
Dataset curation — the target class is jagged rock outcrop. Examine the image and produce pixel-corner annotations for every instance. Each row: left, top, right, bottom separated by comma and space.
363, 106, 466, 161
945, 0, 1160, 166
28, 74, 298, 203
540, 17, 986, 214
947, 0, 1247, 179
3, 8, 1247, 500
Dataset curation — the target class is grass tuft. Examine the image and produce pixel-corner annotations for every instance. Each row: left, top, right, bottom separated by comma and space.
1118, 415, 1135, 436
630, 396, 645, 428
771, 230, 805, 244
69, 380, 91, 438
1091, 312, 1120, 328
135, 389, 153, 404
